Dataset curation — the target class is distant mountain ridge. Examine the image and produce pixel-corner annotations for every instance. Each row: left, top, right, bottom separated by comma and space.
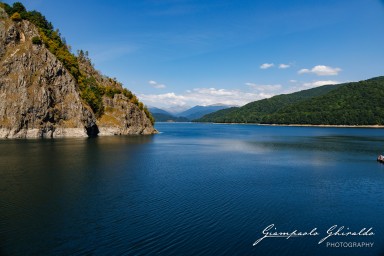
196, 77, 384, 125
178, 104, 233, 120
148, 107, 188, 122
149, 104, 233, 122
148, 107, 173, 115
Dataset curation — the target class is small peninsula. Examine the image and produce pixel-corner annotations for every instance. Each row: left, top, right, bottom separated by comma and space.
0, 2, 156, 138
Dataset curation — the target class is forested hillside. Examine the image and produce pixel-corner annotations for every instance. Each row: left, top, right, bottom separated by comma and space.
196, 77, 384, 125
263, 77, 384, 125
196, 83, 343, 123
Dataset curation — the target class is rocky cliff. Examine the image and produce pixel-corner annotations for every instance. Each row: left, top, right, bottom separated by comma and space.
0, 6, 156, 138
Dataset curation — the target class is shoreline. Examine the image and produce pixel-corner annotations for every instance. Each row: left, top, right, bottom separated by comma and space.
0, 127, 158, 139
258, 124, 384, 128
193, 122, 384, 128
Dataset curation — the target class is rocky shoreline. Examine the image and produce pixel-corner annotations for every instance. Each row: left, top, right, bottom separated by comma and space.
0, 127, 157, 139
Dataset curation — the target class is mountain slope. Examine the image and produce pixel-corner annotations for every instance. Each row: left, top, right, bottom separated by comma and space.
262, 77, 384, 125
0, 3, 156, 138
178, 104, 233, 120
197, 84, 343, 123
149, 107, 173, 116
149, 107, 190, 122
151, 113, 190, 122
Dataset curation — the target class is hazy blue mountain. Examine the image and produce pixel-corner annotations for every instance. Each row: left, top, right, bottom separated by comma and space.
149, 107, 190, 122
149, 104, 233, 122
151, 113, 190, 122
163, 105, 191, 115
178, 104, 233, 120
148, 107, 173, 116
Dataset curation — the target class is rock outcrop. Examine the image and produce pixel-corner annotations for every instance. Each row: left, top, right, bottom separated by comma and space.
0, 8, 156, 138
98, 94, 156, 135
77, 50, 156, 136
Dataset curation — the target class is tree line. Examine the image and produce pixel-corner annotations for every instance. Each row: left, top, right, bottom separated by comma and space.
196, 77, 384, 125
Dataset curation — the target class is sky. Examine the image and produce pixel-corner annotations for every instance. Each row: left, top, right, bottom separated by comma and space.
4, 0, 384, 111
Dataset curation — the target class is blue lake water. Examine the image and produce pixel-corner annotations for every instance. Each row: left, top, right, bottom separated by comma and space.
1, 123, 384, 255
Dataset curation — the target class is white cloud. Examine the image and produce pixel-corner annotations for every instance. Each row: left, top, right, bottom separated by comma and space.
192, 88, 234, 96
279, 64, 290, 69
245, 83, 282, 92
298, 68, 310, 74
139, 87, 276, 108
148, 80, 166, 89
260, 63, 274, 69
139, 79, 343, 109
140, 92, 187, 106
289, 80, 297, 83
302, 80, 341, 88
298, 65, 341, 76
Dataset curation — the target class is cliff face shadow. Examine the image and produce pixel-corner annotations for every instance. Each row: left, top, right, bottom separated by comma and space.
86, 124, 99, 137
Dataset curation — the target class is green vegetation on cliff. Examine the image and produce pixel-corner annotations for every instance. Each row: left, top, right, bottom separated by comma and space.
196, 77, 384, 125
1, 1, 154, 124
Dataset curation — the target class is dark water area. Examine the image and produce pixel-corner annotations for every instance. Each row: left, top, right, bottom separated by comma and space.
1, 123, 384, 255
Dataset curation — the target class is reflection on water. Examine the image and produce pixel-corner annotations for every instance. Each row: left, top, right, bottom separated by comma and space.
1, 124, 384, 256
0, 136, 154, 255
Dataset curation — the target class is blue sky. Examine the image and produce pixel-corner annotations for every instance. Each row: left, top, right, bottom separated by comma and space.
4, 0, 384, 110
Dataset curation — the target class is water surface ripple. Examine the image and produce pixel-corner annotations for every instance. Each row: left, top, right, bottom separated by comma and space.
1, 123, 384, 255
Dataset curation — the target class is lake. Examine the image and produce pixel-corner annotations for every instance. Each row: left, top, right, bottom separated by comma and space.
1, 123, 384, 255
